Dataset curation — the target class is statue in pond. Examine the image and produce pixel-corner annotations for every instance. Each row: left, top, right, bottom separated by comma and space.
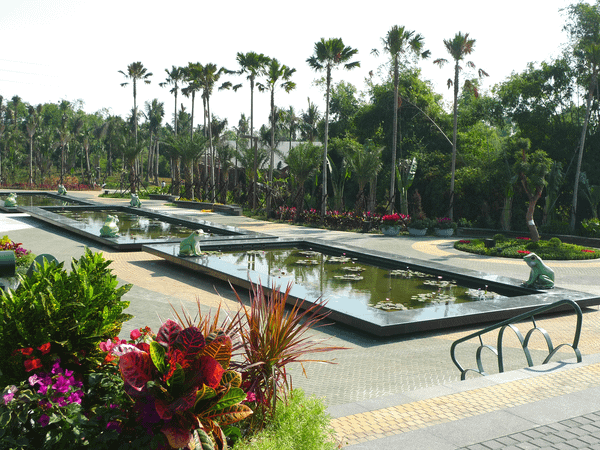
4, 193, 17, 207
130, 193, 142, 208
521, 252, 554, 289
99, 215, 119, 237
179, 230, 205, 256
57, 184, 67, 195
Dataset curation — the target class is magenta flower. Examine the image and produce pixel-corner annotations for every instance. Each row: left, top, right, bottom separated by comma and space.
52, 375, 71, 394
39, 414, 50, 427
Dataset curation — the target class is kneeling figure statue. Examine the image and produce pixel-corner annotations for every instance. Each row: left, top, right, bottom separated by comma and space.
57, 184, 67, 195
521, 252, 554, 289
179, 230, 205, 257
4, 193, 17, 207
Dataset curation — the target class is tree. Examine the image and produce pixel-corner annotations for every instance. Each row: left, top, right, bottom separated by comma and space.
119, 62, 153, 145
234, 52, 270, 210
257, 57, 296, 217
513, 138, 553, 241
159, 66, 185, 137
144, 99, 164, 184
284, 142, 322, 218
25, 104, 42, 185
434, 32, 488, 220
564, 1, 600, 231
164, 133, 205, 199
346, 140, 383, 213
307, 38, 360, 219
300, 97, 321, 142
372, 25, 430, 213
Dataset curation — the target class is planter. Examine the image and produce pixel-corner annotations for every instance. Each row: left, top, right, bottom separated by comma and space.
408, 227, 427, 236
381, 225, 401, 236
435, 228, 454, 237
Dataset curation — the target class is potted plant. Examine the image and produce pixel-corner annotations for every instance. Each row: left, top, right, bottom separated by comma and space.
434, 217, 457, 236
407, 217, 430, 236
380, 213, 405, 236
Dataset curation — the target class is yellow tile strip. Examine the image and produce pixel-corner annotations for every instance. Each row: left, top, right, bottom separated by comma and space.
332, 362, 600, 447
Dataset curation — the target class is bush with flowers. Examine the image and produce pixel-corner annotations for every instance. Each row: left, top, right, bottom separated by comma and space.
0, 242, 342, 449
0, 235, 34, 274
435, 217, 457, 230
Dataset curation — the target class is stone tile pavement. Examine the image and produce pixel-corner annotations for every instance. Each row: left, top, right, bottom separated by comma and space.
3, 190, 600, 449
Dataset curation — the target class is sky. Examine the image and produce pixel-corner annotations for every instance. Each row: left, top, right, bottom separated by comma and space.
0, 0, 580, 131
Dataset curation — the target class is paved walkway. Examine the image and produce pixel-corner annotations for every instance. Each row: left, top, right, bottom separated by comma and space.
3, 190, 600, 449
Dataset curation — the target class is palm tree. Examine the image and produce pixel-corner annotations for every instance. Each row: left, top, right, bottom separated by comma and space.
301, 97, 320, 142
235, 52, 270, 208
25, 104, 42, 185
196, 63, 232, 201
159, 66, 185, 136
307, 38, 360, 219
164, 133, 205, 199
346, 140, 383, 213
144, 99, 165, 184
257, 58, 296, 217
434, 32, 488, 220
372, 25, 430, 213
284, 142, 322, 218
119, 62, 153, 145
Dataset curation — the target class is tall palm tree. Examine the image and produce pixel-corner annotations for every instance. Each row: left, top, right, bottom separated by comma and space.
196, 62, 232, 201
159, 66, 185, 136
434, 32, 488, 220
181, 63, 203, 139
234, 52, 270, 209
119, 62, 153, 145
25, 104, 42, 185
372, 25, 430, 213
144, 99, 164, 184
257, 58, 296, 217
307, 38, 360, 219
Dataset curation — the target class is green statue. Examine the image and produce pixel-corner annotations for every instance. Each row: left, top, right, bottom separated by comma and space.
99, 214, 119, 238
57, 184, 67, 195
130, 193, 142, 208
522, 252, 554, 289
179, 230, 205, 257
4, 193, 17, 207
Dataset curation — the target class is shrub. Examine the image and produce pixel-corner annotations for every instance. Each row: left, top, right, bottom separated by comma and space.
540, 220, 571, 235
233, 390, 338, 450
581, 218, 600, 237
0, 249, 132, 385
549, 237, 562, 247
526, 241, 540, 250
493, 234, 506, 242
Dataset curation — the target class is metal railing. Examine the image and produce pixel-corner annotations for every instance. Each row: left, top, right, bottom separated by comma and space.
450, 299, 583, 380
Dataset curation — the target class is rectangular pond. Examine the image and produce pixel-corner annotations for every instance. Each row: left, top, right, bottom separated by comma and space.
143, 238, 600, 336
1, 191, 93, 213
19, 205, 266, 251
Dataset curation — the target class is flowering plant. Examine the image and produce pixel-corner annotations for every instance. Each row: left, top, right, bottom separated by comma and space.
107, 320, 252, 450
381, 213, 403, 225
435, 217, 457, 230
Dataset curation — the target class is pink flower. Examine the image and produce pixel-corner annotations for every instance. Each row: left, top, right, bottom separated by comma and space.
130, 329, 142, 341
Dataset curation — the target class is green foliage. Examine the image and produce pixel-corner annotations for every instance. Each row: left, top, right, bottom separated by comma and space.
581, 218, 600, 237
549, 237, 562, 247
0, 248, 132, 385
493, 234, 506, 242
233, 390, 338, 450
540, 220, 571, 235
454, 238, 599, 260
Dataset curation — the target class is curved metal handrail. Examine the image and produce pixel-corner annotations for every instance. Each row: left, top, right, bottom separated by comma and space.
450, 299, 583, 380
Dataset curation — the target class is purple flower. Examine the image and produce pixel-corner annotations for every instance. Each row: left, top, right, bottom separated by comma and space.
106, 421, 122, 433
51, 359, 63, 375
52, 375, 71, 394
67, 390, 84, 405
3, 386, 17, 404
39, 414, 50, 427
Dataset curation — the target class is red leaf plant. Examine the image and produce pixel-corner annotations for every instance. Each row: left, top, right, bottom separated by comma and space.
112, 320, 252, 450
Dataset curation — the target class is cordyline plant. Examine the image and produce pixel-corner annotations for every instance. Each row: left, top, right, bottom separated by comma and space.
112, 319, 252, 450
232, 282, 346, 423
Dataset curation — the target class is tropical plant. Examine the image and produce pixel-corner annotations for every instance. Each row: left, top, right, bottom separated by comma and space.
434, 32, 488, 220
144, 99, 165, 184
257, 58, 296, 217
435, 217, 457, 230
284, 142, 321, 217
580, 172, 600, 218
346, 140, 383, 213
232, 283, 344, 424
111, 319, 252, 450
372, 25, 430, 213
300, 97, 321, 142
307, 38, 360, 219
159, 66, 185, 137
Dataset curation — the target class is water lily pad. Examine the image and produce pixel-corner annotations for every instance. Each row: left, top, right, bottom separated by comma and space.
333, 274, 364, 281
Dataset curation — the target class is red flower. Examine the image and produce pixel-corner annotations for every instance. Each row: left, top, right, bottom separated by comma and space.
582, 249, 595, 253
459, 240, 471, 244
516, 237, 531, 240
37, 343, 51, 355
24, 358, 42, 372
130, 329, 142, 341
517, 250, 531, 255
18, 347, 34, 356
